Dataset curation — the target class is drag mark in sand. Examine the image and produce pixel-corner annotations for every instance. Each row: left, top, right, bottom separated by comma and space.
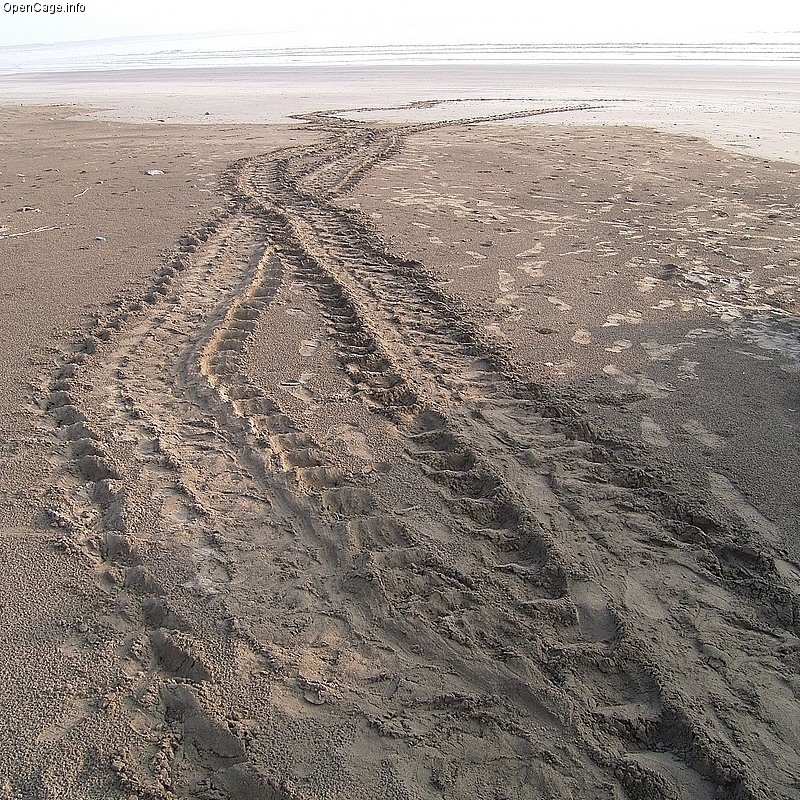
38, 102, 800, 800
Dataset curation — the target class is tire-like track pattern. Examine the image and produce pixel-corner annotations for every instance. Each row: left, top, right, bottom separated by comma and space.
40, 104, 799, 800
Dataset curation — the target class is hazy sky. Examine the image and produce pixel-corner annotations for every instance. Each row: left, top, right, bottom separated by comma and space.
1, 0, 798, 48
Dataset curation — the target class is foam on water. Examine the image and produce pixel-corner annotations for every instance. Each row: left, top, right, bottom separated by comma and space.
2, 35, 800, 74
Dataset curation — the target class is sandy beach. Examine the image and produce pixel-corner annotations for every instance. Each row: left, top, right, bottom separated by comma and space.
1, 66, 799, 800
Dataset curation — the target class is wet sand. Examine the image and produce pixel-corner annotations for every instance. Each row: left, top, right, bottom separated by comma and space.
1, 76, 800, 800
2, 63, 799, 161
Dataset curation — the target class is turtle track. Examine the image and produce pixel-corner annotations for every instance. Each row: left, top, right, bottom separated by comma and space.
38, 104, 800, 800
231, 108, 798, 799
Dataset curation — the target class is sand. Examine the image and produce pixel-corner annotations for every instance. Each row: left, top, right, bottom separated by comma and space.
1, 78, 799, 800
2, 63, 800, 161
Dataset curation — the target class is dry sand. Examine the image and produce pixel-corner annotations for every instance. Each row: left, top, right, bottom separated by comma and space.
1, 86, 799, 800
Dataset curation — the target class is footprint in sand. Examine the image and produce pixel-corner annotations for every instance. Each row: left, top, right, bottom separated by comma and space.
624, 576, 671, 621
280, 382, 314, 402
515, 243, 544, 258
650, 299, 676, 310
641, 416, 671, 448
735, 349, 773, 362
547, 296, 572, 312
327, 424, 374, 462
636, 276, 662, 293
605, 339, 633, 354
602, 364, 636, 386
571, 329, 592, 345
603, 310, 643, 327
498, 270, 516, 293
596, 242, 619, 258
280, 373, 316, 403
603, 365, 674, 397
681, 419, 725, 449
678, 359, 699, 380
685, 328, 720, 341
706, 472, 781, 543
298, 339, 320, 357
641, 340, 681, 361
517, 261, 546, 277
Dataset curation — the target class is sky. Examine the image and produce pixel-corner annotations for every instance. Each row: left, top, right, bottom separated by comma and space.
0, 0, 798, 48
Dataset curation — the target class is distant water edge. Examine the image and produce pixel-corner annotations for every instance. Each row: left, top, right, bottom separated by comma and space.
2, 39, 800, 74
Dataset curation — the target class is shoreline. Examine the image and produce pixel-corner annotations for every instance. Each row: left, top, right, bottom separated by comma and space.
1, 62, 799, 162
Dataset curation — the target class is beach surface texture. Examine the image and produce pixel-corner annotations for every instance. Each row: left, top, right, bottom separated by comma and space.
1, 65, 799, 799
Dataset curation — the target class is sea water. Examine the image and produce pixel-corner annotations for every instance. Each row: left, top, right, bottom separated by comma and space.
1, 35, 799, 74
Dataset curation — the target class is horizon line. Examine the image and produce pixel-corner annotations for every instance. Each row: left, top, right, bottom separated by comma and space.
3, 35, 800, 51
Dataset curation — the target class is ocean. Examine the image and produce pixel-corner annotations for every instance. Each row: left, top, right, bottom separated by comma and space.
1, 35, 799, 75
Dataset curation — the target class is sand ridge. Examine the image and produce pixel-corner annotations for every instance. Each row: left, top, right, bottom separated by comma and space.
2, 102, 800, 799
